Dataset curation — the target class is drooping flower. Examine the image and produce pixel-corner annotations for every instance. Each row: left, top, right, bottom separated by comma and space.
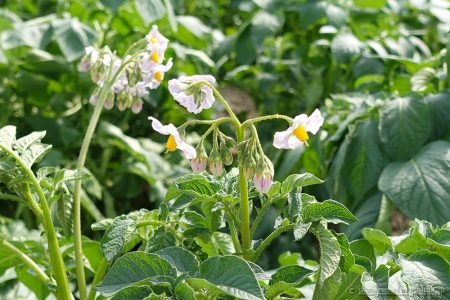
143, 59, 173, 89
191, 157, 208, 173
253, 156, 274, 193
208, 148, 223, 176
253, 172, 273, 194
168, 75, 216, 114
273, 109, 324, 149
148, 117, 196, 159
191, 144, 208, 173
145, 25, 169, 49
81, 26, 172, 114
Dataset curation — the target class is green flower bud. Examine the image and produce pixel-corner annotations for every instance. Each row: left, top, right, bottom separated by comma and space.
220, 144, 233, 166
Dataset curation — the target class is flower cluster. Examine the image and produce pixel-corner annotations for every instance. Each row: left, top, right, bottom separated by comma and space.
148, 75, 324, 193
80, 25, 172, 113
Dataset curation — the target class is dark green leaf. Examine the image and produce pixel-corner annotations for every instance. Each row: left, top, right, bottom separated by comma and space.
361, 265, 389, 300
311, 223, 341, 283
378, 95, 431, 160
188, 256, 264, 300
155, 246, 199, 275
303, 200, 357, 224
96, 252, 176, 296
378, 141, 450, 225
281, 173, 323, 194
101, 216, 136, 261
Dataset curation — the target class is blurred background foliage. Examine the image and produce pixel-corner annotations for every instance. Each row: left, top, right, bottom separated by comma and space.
1, 0, 450, 268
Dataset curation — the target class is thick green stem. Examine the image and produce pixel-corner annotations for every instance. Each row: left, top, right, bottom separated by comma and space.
0, 146, 72, 299
237, 126, 252, 259
73, 85, 111, 300
87, 258, 109, 300
251, 224, 296, 262
1, 239, 54, 286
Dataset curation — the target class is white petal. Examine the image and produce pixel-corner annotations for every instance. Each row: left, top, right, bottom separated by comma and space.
200, 85, 215, 109
273, 128, 294, 149
292, 114, 308, 127
168, 78, 186, 95
305, 109, 324, 134
174, 138, 196, 159
148, 117, 178, 136
287, 135, 303, 149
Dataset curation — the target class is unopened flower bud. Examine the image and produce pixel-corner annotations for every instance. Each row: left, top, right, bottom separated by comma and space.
253, 171, 273, 193
89, 89, 99, 106
220, 145, 233, 166
191, 144, 208, 173
191, 157, 208, 173
104, 92, 115, 110
209, 149, 223, 176
131, 99, 143, 114
222, 135, 237, 148
243, 166, 254, 180
253, 157, 274, 193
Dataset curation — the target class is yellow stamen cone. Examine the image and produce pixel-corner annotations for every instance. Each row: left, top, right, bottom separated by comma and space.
154, 71, 163, 81
293, 125, 309, 142
166, 135, 177, 152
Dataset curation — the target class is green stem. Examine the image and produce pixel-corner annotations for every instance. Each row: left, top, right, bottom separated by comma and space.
87, 259, 109, 300
374, 195, 394, 234
1, 239, 54, 287
198, 81, 240, 129
242, 114, 293, 128
237, 126, 252, 259
251, 224, 296, 262
0, 146, 72, 299
73, 85, 111, 300
222, 204, 242, 255
178, 117, 233, 130
24, 184, 44, 222
196, 81, 255, 259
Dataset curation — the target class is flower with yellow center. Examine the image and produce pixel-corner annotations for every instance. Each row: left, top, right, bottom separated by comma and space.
273, 109, 324, 149
148, 117, 195, 159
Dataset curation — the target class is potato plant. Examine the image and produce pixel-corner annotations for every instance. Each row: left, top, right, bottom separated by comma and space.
1, 25, 449, 300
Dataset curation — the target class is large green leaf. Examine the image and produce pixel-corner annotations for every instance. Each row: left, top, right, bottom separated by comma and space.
111, 286, 152, 300
267, 265, 314, 299
378, 95, 431, 160
362, 228, 392, 255
331, 33, 364, 63
51, 18, 97, 62
303, 200, 357, 224
101, 215, 136, 261
155, 246, 199, 275
361, 265, 389, 300
146, 226, 176, 252
96, 252, 176, 296
188, 256, 264, 300
281, 173, 323, 194
398, 250, 450, 299
425, 92, 450, 139
378, 141, 450, 225
342, 121, 387, 205
165, 174, 221, 201
134, 0, 165, 25
311, 223, 341, 283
